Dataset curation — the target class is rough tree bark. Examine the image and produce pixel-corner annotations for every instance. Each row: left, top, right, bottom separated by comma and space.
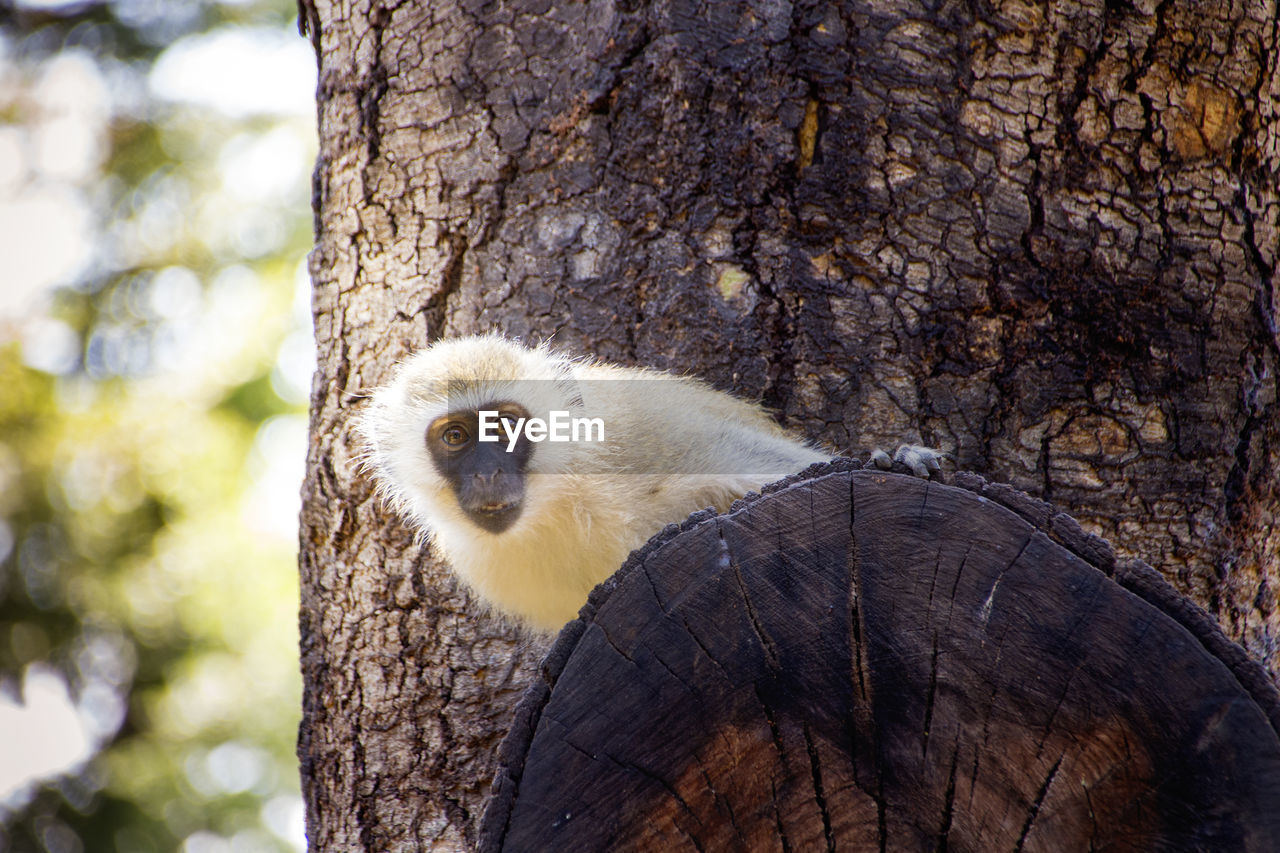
296, 0, 1278, 848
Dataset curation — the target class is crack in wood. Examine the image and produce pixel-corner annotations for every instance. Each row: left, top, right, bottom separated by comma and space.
1014, 755, 1064, 852
801, 723, 837, 853
934, 739, 959, 852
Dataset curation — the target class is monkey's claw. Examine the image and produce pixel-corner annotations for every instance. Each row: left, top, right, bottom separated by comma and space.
866, 445, 948, 479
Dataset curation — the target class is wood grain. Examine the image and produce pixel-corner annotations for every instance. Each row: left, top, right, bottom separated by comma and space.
482, 463, 1280, 851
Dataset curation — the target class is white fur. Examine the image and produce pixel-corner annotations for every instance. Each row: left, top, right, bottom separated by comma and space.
357, 334, 830, 632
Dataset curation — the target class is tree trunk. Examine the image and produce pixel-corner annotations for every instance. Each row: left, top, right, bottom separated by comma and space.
296, 0, 1278, 847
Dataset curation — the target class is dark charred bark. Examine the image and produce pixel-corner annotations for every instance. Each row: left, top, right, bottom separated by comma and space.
298, 0, 1278, 847
480, 464, 1280, 852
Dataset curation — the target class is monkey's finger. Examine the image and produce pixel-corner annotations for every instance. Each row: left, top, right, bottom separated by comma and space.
867, 449, 893, 471
894, 445, 947, 479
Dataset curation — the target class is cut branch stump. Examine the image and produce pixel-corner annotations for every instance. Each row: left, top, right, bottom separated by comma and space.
480, 461, 1280, 852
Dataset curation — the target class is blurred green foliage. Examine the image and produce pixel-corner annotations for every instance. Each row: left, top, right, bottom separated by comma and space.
0, 1, 314, 851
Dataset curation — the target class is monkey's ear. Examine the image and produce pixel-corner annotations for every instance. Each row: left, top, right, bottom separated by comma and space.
482, 465, 1280, 852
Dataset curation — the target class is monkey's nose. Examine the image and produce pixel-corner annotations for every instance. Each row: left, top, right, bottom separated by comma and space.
473, 469, 504, 487
461, 471, 524, 533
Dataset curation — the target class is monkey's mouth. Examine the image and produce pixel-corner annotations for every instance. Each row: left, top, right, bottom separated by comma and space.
465, 500, 523, 534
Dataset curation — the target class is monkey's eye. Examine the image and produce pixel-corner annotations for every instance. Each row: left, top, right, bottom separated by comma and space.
441, 424, 470, 447
495, 405, 526, 439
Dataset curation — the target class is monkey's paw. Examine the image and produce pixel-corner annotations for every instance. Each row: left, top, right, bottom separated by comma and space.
866, 445, 948, 479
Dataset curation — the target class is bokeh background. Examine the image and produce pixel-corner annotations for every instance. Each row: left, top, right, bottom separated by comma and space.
0, 1, 316, 850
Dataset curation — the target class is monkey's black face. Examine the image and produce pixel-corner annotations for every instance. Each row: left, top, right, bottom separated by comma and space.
426, 403, 532, 534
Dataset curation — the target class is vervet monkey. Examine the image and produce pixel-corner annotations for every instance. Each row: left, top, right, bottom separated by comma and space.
358, 334, 943, 633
